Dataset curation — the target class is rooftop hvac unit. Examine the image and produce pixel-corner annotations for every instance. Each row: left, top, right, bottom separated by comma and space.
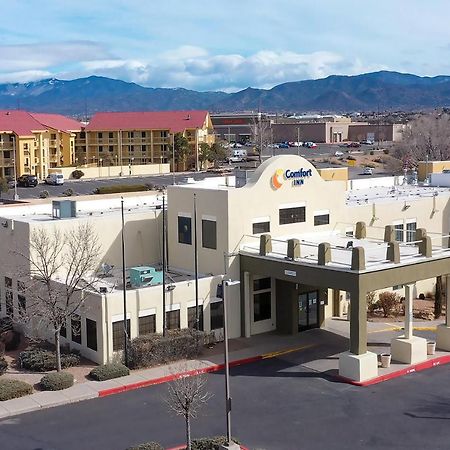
129, 266, 163, 288
52, 200, 77, 219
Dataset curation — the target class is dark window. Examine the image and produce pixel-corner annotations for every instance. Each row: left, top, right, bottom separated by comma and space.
254, 291, 272, 322
188, 306, 204, 331
253, 277, 271, 291
3, 151, 10, 159
109, 132, 114, 139
279, 207, 306, 225
130, 145, 134, 152
109, 145, 114, 152
51, 133, 56, 140
5, 277, 12, 288
80, 131, 86, 138
18, 295, 26, 315
71, 315, 82, 344
406, 222, 417, 243
202, 219, 217, 250
98, 145, 103, 152
346, 230, 354, 237
138, 314, 156, 335
60, 321, 67, 338
166, 310, 180, 330
210, 301, 224, 330
98, 132, 103, 139
178, 216, 192, 244
394, 223, 404, 242
17, 281, 25, 292
252, 221, 270, 234
314, 214, 330, 226
5, 290, 13, 318
112, 319, 130, 351
141, 131, 146, 138
86, 318, 97, 351
142, 145, 146, 152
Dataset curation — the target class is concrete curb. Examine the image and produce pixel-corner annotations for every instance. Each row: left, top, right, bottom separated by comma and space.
337, 354, 450, 387
167, 445, 249, 450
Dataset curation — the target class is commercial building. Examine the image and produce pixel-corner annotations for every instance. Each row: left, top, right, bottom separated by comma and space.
78, 110, 215, 171
1, 155, 450, 382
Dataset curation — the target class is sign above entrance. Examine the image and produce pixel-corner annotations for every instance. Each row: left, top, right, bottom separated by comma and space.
271, 168, 313, 190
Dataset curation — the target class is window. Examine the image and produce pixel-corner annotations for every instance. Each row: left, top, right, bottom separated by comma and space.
51, 133, 56, 140
71, 315, 82, 344
142, 145, 147, 152
23, 143, 28, 150
394, 223, 404, 242
98, 132, 103, 139
178, 216, 192, 244
252, 221, 270, 234
60, 320, 67, 338
406, 222, 417, 243
345, 228, 354, 237
129, 131, 134, 139
139, 314, 156, 335
3, 151, 10, 159
279, 206, 305, 225
5, 290, 13, 318
109, 145, 114, 152
253, 277, 271, 291
141, 131, 146, 138
130, 145, 134, 152
98, 145, 103, 152
112, 319, 130, 351
18, 295, 26, 315
202, 219, 217, 249
211, 301, 224, 330
314, 214, 330, 226
166, 310, 180, 330
17, 281, 25, 292
5, 277, 12, 288
86, 318, 98, 351
188, 306, 204, 330
109, 132, 114, 139
254, 292, 272, 322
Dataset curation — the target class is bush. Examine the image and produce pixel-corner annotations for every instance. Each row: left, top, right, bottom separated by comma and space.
19, 348, 80, 372
128, 329, 205, 369
94, 184, 149, 195
0, 379, 33, 401
347, 155, 356, 161
0, 318, 13, 334
71, 170, 84, 179
89, 363, 129, 381
425, 291, 434, 299
39, 190, 49, 199
127, 443, 164, 450
62, 188, 74, 197
366, 292, 379, 314
0, 330, 21, 352
383, 149, 390, 155
0, 358, 7, 376
190, 436, 240, 450
40, 371, 74, 391
378, 292, 401, 317
369, 150, 375, 155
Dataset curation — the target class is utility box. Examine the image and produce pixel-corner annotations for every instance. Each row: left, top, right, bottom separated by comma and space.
129, 266, 163, 288
52, 200, 77, 219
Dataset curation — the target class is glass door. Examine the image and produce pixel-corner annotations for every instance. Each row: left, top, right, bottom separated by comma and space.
298, 290, 319, 331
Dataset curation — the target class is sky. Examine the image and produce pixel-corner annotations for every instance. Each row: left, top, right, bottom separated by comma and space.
1, 0, 450, 92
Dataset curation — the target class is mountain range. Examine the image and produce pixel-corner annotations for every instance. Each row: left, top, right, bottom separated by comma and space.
1, 71, 450, 116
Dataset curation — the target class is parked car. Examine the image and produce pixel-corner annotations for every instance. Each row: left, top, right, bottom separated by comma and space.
303, 142, 317, 148
45, 173, 64, 185
278, 143, 289, 149
347, 142, 361, 148
289, 141, 303, 147
17, 174, 38, 187
360, 139, 375, 145
334, 151, 344, 157
362, 167, 373, 175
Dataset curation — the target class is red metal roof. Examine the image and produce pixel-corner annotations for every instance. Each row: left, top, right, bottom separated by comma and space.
0, 110, 47, 136
31, 113, 82, 133
86, 110, 209, 133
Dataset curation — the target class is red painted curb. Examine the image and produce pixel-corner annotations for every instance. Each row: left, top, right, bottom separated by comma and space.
98, 355, 263, 397
336, 354, 450, 387
167, 446, 249, 450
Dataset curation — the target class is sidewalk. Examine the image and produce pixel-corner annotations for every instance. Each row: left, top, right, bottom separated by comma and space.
0, 318, 447, 419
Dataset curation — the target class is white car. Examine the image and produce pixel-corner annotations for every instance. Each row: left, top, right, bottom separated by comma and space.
363, 167, 373, 175
334, 151, 344, 157
45, 173, 64, 185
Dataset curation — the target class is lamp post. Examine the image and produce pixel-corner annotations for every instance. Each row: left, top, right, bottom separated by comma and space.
221, 279, 240, 450
120, 197, 129, 367
12, 135, 19, 201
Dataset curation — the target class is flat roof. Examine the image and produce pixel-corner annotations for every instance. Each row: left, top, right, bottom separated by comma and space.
240, 230, 450, 273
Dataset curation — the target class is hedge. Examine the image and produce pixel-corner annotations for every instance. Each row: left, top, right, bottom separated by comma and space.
40, 371, 74, 391
0, 379, 33, 401
71, 169, 84, 179
126, 443, 164, 450
190, 436, 241, 450
94, 184, 149, 195
19, 349, 80, 372
89, 363, 129, 381
128, 329, 205, 369
0, 358, 7, 376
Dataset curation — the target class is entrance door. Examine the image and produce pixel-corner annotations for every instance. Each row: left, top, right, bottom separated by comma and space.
298, 290, 319, 331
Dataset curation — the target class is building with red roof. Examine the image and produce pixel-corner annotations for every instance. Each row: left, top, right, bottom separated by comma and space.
78, 110, 214, 170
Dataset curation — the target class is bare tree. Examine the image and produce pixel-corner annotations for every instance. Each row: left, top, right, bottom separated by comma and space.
166, 372, 212, 450
17, 223, 101, 371
250, 115, 271, 163
394, 112, 450, 164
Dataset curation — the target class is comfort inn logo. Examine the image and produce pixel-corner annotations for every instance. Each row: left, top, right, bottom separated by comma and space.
271, 168, 313, 190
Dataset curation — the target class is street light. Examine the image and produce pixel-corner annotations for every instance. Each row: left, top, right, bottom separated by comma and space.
12, 135, 18, 201
219, 278, 240, 450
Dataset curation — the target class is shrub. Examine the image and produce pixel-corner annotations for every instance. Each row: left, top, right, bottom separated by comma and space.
347, 155, 356, 161
19, 348, 80, 372
89, 363, 129, 381
0, 358, 7, 376
39, 190, 49, 199
128, 329, 205, 369
62, 188, 74, 197
369, 150, 375, 155
0, 318, 13, 334
127, 443, 164, 450
94, 184, 149, 195
366, 292, 379, 314
0, 330, 21, 351
71, 170, 84, 179
0, 379, 33, 401
419, 293, 425, 300
40, 371, 74, 391
425, 291, 434, 299
378, 292, 401, 317
190, 436, 240, 450
383, 149, 390, 155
